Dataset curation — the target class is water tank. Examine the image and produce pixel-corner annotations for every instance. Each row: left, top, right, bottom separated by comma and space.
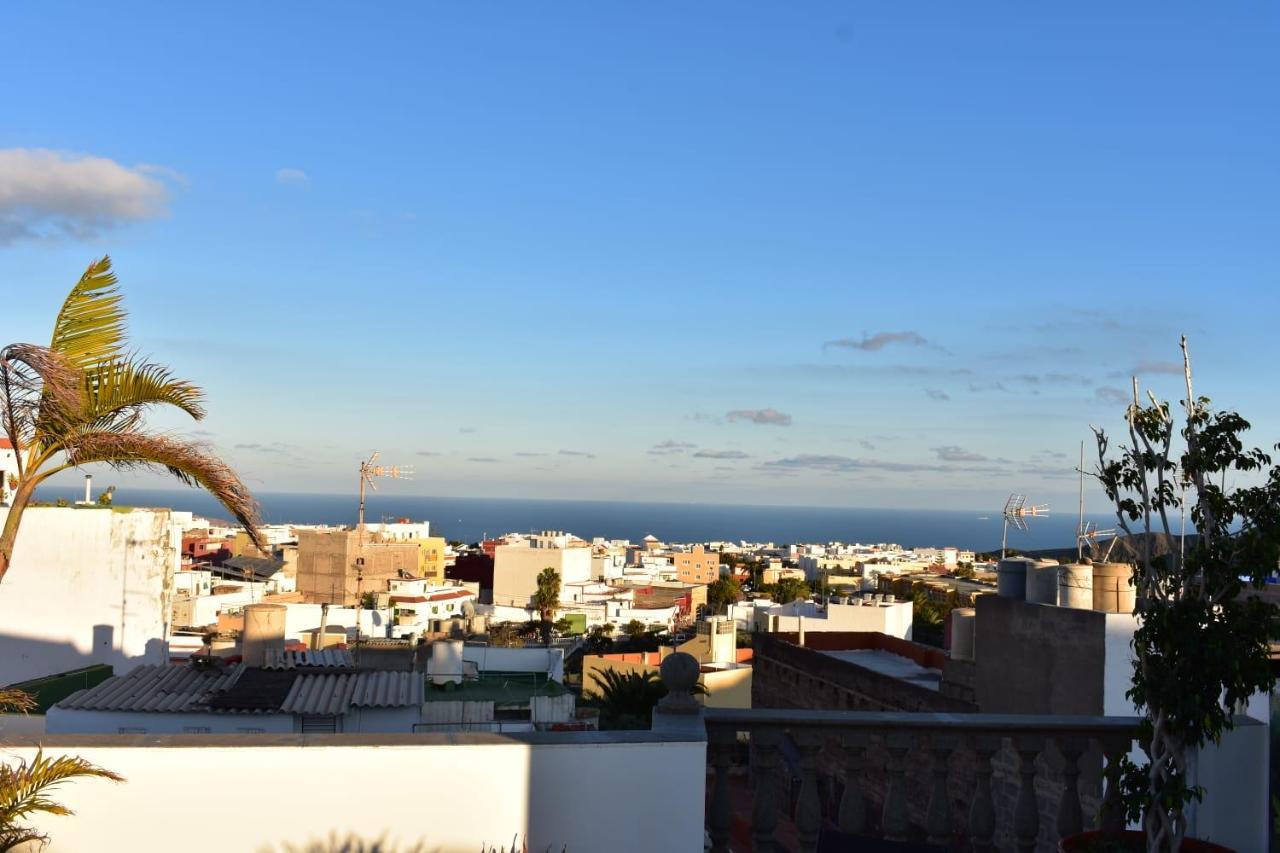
241, 603, 286, 666
1025, 560, 1060, 605
429, 639, 464, 685
950, 607, 976, 661
996, 558, 1032, 600
1059, 563, 1094, 609
1092, 563, 1136, 613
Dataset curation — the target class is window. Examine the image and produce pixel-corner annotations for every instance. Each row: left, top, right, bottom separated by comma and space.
301, 715, 338, 733
237, 727, 266, 734
183, 726, 211, 734
117, 727, 147, 734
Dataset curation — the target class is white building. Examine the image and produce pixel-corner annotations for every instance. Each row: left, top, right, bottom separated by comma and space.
362, 520, 432, 541
492, 531, 592, 607
0, 505, 182, 685
729, 596, 915, 640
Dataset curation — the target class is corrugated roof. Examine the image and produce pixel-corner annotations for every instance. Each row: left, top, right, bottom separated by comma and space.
281, 670, 423, 715
262, 648, 354, 670
56, 664, 245, 712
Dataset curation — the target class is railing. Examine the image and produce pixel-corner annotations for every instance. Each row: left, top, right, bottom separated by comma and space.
655, 651, 1142, 853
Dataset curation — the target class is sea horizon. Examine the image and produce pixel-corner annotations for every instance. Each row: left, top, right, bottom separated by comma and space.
33, 484, 1110, 553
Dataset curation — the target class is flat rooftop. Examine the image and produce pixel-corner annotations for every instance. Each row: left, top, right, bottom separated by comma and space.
821, 649, 941, 691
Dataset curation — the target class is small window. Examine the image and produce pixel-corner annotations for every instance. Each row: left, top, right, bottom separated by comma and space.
118, 727, 147, 734
183, 726, 211, 734
237, 727, 266, 734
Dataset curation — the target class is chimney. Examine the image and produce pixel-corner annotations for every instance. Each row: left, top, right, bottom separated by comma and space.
83, 474, 92, 504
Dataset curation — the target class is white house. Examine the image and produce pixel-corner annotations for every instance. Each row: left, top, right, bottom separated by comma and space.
0, 505, 182, 685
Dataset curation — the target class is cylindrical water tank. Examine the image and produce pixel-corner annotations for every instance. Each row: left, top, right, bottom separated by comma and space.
1093, 563, 1136, 613
1025, 560, 1060, 605
950, 608, 976, 661
1059, 563, 1094, 609
997, 558, 1032, 600
430, 639, 464, 685
241, 603, 286, 666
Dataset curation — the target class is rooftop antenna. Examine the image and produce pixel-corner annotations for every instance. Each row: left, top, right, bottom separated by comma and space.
357, 451, 412, 541
1001, 493, 1049, 559
1074, 440, 1117, 562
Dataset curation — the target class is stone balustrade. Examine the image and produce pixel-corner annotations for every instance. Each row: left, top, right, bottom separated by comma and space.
657, 650, 1141, 852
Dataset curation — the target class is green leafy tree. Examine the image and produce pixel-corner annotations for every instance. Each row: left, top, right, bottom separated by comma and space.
706, 575, 743, 615
533, 567, 561, 644
0, 258, 263, 585
622, 619, 646, 640
0, 688, 123, 851
552, 616, 576, 636
770, 577, 811, 605
1091, 338, 1280, 851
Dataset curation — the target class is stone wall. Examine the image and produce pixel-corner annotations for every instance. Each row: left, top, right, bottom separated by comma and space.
751, 630, 1103, 851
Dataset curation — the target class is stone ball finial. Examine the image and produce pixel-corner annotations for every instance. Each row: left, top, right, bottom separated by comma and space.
658, 651, 701, 714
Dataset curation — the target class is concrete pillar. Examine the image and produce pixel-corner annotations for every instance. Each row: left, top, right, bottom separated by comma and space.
950, 608, 976, 661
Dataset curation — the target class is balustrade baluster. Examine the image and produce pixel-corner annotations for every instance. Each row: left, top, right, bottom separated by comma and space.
837, 732, 869, 836
1099, 736, 1130, 835
967, 734, 999, 853
925, 733, 957, 847
708, 728, 735, 853
751, 728, 781, 852
794, 732, 823, 853
880, 731, 913, 843
1055, 736, 1086, 840
1014, 735, 1043, 853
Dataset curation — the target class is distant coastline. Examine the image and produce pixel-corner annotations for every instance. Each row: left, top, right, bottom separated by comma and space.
32, 484, 1111, 552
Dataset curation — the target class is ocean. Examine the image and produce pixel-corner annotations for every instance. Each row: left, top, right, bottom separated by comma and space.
32, 485, 1110, 552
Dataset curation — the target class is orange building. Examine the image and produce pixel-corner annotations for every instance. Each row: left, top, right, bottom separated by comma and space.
674, 545, 719, 585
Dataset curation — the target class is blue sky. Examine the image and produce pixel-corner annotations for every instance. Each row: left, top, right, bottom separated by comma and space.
1, 2, 1277, 511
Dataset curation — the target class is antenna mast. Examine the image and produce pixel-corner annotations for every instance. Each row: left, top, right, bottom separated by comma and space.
357, 451, 412, 539
1001, 493, 1049, 559
1077, 441, 1086, 563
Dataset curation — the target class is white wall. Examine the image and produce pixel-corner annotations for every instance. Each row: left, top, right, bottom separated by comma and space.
8, 732, 705, 852
462, 646, 565, 682
46, 709, 294, 735
0, 507, 179, 685
1186, 717, 1268, 852
751, 600, 914, 639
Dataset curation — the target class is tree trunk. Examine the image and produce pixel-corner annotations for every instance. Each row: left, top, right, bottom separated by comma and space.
0, 477, 37, 585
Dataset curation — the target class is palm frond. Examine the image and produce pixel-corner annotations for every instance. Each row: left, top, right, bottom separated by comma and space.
0, 344, 84, 452
0, 689, 36, 714
81, 358, 206, 431
63, 431, 263, 549
48, 256, 127, 370
0, 750, 123, 828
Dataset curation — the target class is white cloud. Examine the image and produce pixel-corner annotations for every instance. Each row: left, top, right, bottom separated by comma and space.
0, 147, 171, 244
275, 168, 309, 186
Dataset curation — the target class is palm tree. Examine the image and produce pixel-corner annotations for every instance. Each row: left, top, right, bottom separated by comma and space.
0, 257, 263, 584
0, 688, 123, 851
587, 669, 706, 730
532, 567, 560, 644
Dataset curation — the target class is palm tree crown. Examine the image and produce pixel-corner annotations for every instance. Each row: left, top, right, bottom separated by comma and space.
0, 257, 263, 584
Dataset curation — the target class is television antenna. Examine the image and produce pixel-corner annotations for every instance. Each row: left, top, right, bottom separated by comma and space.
357, 451, 412, 536
1001, 494, 1049, 559
1077, 521, 1118, 561
1075, 439, 1116, 562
